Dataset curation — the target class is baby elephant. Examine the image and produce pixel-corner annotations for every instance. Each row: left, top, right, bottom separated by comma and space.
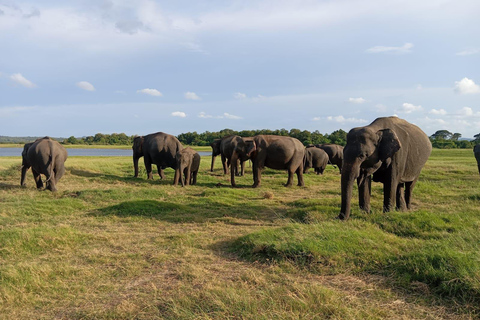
174, 147, 201, 187
303, 147, 329, 175
21, 137, 68, 192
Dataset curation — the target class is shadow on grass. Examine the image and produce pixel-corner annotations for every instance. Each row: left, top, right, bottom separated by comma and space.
90, 198, 283, 224
0, 182, 23, 190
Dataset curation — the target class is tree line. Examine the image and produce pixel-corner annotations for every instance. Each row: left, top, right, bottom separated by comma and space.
429, 130, 477, 149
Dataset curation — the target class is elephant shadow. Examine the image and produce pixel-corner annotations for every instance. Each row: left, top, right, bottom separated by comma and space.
69, 168, 173, 186
0, 182, 23, 190
90, 198, 282, 224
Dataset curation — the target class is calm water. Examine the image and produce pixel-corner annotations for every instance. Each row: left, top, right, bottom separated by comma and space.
0, 148, 211, 157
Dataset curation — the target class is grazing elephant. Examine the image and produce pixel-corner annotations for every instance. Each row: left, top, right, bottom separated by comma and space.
212, 135, 251, 177
316, 144, 344, 173
474, 145, 480, 175
231, 135, 305, 188
174, 147, 201, 187
132, 132, 183, 180
20, 137, 68, 192
339, 116, 431, 220
304, 147, 329, 175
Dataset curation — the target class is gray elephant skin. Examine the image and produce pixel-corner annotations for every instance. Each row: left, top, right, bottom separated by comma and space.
340, 116, 431, 220
316, 144, 344, 173
304, 147, 329, 175
231, 135, 305, 188
133, 132, 183, 180
21, 137, 68, 192
210, 135, 250, 177
474, 145, 480, 175
174, 147, 201, 187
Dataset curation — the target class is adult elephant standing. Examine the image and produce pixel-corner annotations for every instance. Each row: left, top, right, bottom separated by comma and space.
474, 145, 480, 175
212, 135, 251, 177
339, 117, 431, 220
231, 135, 305, 188
210, 139, 222, 172
20, 137, 68, 192
133, 132, 183, 180
316, 143, 344, 173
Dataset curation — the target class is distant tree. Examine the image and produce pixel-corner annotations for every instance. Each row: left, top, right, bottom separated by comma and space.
431, 130, 453, 140
327, 129, 347, 146
451, 133, 462, 141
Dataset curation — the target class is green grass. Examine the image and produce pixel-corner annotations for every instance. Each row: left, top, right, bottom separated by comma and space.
0, 149, 479, 319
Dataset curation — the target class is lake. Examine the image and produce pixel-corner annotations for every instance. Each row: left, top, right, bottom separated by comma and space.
0, 148, 211, 157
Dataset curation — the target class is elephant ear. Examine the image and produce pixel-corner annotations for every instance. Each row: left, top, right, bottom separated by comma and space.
378, 129, 401, 162
246, 140, 257, 157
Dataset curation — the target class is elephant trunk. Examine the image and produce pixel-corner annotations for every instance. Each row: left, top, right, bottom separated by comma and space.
133, 156, 140, 177
230, 151, 238, 187
211, 154, 216, 172
20, 165, 28, 186
173, 166, 181, 186
339, 162, 360, 220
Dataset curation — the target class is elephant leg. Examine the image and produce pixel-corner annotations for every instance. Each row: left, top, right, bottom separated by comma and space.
383, 174, 398, 213
45, 167, 57, 192
285, 168, 295, 187
55, 162, 65, 183
296, 165, 305, 187
252, 162, 261, 188
192, 171, 198, 185
405, 179, 418, 209
157, 166, 166, 180
144, 158, 154, 180
32, 169, 44, 189
240, 161, 245, 176
396, 183, 407, 211
358, 174, 371, 212
337, 162, 342, 173
221, 155, 228, 175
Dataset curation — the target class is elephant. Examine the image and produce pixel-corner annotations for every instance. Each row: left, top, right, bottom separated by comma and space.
20, 137, 68, 192
316, 144, 344, 173
474, 145, 480, 175
174, 147, 201, 187
211, 135, 251, 177
339, 116, 432, 220
132, 132, 183, 180
304, 147, 329, 175
231, 135, 305, 188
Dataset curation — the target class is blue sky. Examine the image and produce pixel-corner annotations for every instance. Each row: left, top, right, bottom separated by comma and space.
1, 0, 479, 138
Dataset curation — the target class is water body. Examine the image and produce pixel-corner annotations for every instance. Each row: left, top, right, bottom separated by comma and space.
0, 148, 211, 157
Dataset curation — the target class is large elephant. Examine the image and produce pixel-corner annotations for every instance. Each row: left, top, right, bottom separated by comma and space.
474, 145, 480, 175
339, 116, 431, 220
20, 137, 68, 192
132, 132, 183, 180
231, 135, 305, 188
211, 135, 251, 177
304, 147, 329, 175
316, 143, 344, 173
174, 147, 200, 187
210, 139, 222, 172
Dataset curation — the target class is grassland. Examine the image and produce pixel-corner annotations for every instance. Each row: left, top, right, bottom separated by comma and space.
0, 149, 479, 319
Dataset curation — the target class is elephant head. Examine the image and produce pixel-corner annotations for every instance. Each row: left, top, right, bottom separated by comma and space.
210, 139, 221, 172
20, 142, 33, 186
132, 136, 144, 177
340, 127, 401, 219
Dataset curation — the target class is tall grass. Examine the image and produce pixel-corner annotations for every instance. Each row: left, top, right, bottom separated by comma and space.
0, 149, 478, 319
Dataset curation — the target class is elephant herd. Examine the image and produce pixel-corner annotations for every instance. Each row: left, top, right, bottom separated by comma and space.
21, 116, 441, 219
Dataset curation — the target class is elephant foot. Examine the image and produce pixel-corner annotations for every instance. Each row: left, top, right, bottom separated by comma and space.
252, 183, 260, 188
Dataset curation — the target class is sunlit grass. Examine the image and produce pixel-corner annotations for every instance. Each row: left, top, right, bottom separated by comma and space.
0, 149, 479, 319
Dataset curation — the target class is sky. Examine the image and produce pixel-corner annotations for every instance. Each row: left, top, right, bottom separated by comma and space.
0, 0, 479, 138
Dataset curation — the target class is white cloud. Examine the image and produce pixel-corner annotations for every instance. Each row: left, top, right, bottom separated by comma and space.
223, 113, 242, 120
454, 77, 480, 94
76, 81, 95, 91
429, 108, 447, 115
366, 43, 413, 54
456, 49, 480, 56
137, 88, 163, 96
348, 97, 366, 104
397, 103, 422, 114
459, 107, 474, 116
198, 112, 213, 118
171, 111, 186, 118
234, 92, 247, 99
10, 73, 37, 88
323, 115, 368, 123
185, 91, 201, 100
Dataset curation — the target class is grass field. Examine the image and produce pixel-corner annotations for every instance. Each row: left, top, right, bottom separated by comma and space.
0, 149, 479, 319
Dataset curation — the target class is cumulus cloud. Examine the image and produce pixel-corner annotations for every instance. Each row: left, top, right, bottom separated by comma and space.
397, 103, 422, 114
10, 73, 37, 88
318, 115, 367, 123
76, 81, 95, 91
454, 78, 480, 94
185, 92, 201, 100
456, 49, 480, 56
366, 43, 413, 54
459, 107, 474, 116
171, 111, 186, 118
198, 112, 213, 118
348, 97, 366, 104
137, 88, 162, 96
429, 108, 447, 115
234, 92, 247, 99
197, 112, 242, 119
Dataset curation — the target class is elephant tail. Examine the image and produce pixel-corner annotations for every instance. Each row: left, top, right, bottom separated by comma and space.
45, 140, 55, 183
